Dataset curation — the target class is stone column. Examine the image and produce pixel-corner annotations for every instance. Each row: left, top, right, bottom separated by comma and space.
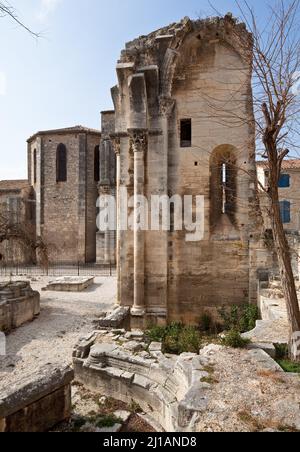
158, 97, 175, 320
129, 129, 148, 317
111, 135, 121, 305
97, 136, 117, 266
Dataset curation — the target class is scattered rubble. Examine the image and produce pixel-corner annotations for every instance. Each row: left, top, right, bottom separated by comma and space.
73, 328, 300, 432
0, 281, 40, 333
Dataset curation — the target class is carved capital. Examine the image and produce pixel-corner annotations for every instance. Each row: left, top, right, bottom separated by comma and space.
111, 136, 121, 156
159, 96, 175, 118
128, 129, 148, 153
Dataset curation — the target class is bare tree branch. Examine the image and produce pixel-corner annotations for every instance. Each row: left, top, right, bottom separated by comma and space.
0, 1, 40, 37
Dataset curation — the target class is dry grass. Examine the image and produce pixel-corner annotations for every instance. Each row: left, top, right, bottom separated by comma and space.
257, 370, 286, 384
238, 410, 299, 432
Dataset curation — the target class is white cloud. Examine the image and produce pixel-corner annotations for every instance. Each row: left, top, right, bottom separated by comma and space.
36, 0, 61, 22
0, 72, 7, 96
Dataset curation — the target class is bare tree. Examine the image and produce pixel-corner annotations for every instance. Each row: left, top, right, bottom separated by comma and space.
0, 209, 48, 268
242, 0, 300, 361
208, 0, 300, 360
0, 1, 39, 37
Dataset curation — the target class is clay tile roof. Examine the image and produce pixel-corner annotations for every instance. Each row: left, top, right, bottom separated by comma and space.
0, 180, 30, 192
257, 159, 300, 170
27, 125, 101, 142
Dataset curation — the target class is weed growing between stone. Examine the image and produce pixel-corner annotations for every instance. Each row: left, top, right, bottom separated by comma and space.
221, 329, 251, 349
145, 323, 201, 355
219, 304, 260, 333
273, 343, 300, 373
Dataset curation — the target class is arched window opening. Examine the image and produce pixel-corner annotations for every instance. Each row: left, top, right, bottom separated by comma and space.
222, 161, 236, 216
94, 145, 100, 182
33, 149, 37, 184
210, 146, 237, 231
56, 144, 67, 183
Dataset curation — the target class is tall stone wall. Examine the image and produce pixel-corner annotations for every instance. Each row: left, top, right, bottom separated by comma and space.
0, 183, 35, 264
28, 128, 101, 263
112, 16, 260, 325
96, 112, 117, 265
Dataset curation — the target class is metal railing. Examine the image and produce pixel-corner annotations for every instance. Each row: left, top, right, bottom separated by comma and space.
0, 261, 116, 277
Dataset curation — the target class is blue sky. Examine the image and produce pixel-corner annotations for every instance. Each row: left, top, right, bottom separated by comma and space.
0, 0, 271, 180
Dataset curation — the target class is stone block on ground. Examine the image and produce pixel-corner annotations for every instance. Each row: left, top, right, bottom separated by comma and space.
0, 365, 74, 432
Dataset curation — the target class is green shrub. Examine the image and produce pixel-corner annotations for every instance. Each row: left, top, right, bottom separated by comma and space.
277, 360, 300, 374
239, 305, 260, 332
88, 414, 122, 429
145, 325, 166, 342
199, 313, 213, 332
72, 417, 86, 431
146, 322, 201, 355
177, 326, 201, 354
219, 305, 259, 333
163, 333, 180, 354
221, 329, 251, 349
274, 343, 289, 360
199, 312, 222, 334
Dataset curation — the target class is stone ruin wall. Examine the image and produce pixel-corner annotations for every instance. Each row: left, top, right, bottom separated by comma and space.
0, 281, 40, 333
112, 16, 261, 325
0, 365, 73, 432
0, 185, 36, 265
28, 131, 101, 264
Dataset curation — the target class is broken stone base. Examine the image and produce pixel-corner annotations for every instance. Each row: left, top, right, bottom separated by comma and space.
0, 281, 40, 333
73, 330, 300, 432
73, 330, 221, 432
97, 306, 130, 329
43, 277, 94, 292
0, 365, 74, 432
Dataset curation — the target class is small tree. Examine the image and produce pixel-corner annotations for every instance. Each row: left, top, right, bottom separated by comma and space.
0, 209, 48, 268
209, 0, 300, 360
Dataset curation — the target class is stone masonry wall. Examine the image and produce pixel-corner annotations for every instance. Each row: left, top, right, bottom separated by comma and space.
28, 129, 101, 263
112, 16, 259, 324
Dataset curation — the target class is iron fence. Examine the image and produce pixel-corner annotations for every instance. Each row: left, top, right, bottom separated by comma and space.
0, 261, 116, 277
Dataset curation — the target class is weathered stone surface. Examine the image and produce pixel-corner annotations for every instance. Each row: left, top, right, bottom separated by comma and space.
125, 330, 144, 340
123, 341, 144, 352
0, 282, 40, 333
0, 365, 73, 432
114, 15, 260, 325
133, 374, 152, 390
98, 306, 130, 329
74, 326, 300, 432
149, 342, 162, 353
90, 343, 118, 359
43, 277, 94, 293
247, 349, 283, 373
27, 126, 108, 264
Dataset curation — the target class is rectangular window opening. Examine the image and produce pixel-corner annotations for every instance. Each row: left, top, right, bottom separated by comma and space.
180, 119, 192, 148
278, 174, 290, 188
280, 200, 291, 224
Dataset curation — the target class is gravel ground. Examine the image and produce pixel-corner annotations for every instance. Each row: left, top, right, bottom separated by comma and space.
194, 346, 300, 432
0, 276, 116, 390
